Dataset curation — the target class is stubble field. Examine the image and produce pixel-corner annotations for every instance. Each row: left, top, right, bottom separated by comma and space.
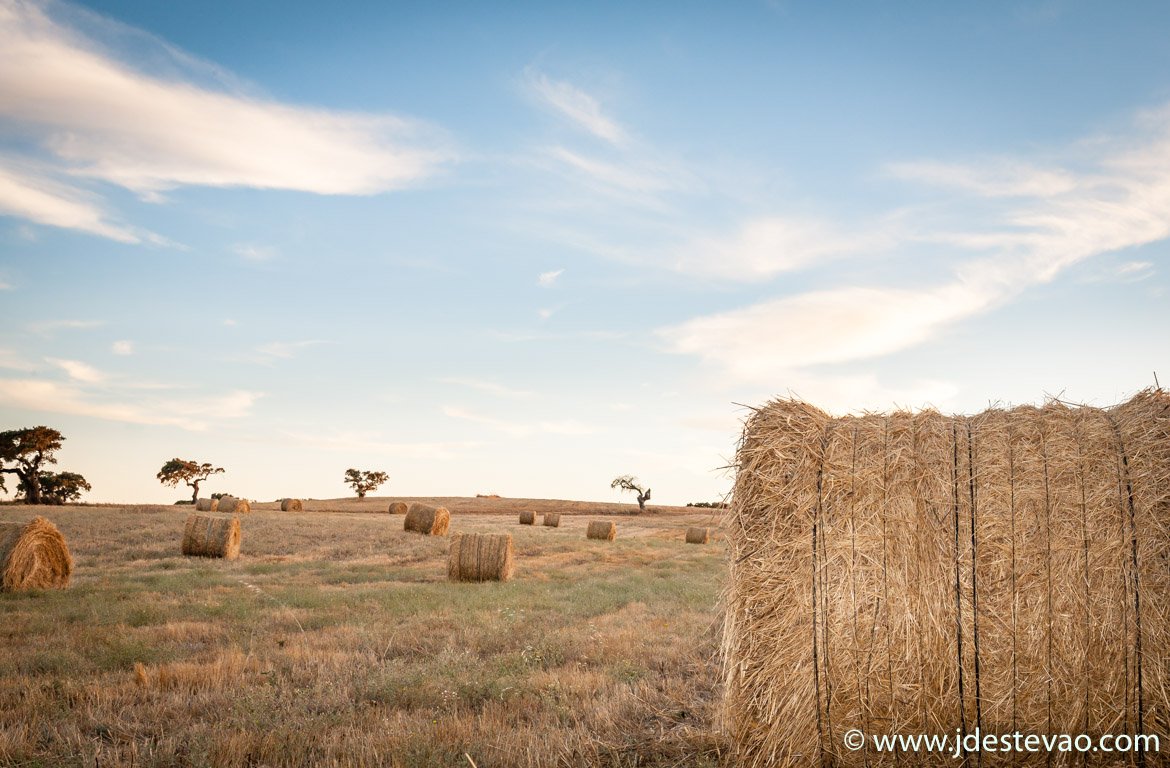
0, 498, 727, 767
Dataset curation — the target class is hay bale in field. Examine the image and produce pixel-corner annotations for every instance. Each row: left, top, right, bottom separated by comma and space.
519, 510, 535, 525
586, 521, 616, 541
194, 498, 217, 512
279, 498, 302, 512
181, 514, 241, 559
447, 533, 515, 582
723, 389, 1170, 767
0, 517, 72, 591
403, 503, 450, 535
387, 501, 408, 515
685, 527, 710, 544
216, 496, 250, 515
543, 512, 561, 527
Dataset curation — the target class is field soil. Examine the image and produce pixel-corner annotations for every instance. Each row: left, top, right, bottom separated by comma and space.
0, 498, 727, 767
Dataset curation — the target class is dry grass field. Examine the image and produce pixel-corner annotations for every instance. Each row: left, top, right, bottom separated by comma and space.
0, 498, 727, 767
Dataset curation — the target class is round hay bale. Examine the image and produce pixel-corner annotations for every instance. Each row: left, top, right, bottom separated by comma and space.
519, 510, 535, 525
194, 498, 217, 512
181, 514, 240, 559
543, 512, 561, 527
447, 533, 515, 582
216, 496, 250, 515
404, 503, 450, 536
0, 516, 72, 592
586, 521, 616, 541
685, 527, 711, 544
280, 498, 303, 512
388, 501, 409, 515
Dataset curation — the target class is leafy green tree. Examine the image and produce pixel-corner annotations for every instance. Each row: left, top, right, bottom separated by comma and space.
344, 468, 388, 498
0, 426, 65, 504
610, 474, 652, 513
39, 471, 92, 504
157, 458, 225, 503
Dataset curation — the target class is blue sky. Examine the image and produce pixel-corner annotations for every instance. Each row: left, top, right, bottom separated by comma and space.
1, 0, 1167, 505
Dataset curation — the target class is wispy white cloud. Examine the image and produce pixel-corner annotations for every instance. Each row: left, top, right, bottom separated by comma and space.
46, 357, 106, 383
442, 405, 595, 437
0, 377, 260, 430
233, 243, 276, 261
0, 1, 450, 211
0, 158, 144, 242
537, 268, 564, 287
28, 318, 105, 336
438, 377, 534, 399
275, 430, 478, 461
0, 347, 36, 372
526, 70, 625, 144
111, 339, 133, 355
254, 340, 324, 361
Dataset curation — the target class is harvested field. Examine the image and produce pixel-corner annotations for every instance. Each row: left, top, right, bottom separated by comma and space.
0, 499, 725, 766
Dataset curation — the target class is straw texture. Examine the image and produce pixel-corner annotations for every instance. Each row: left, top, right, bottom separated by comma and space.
447, 533, 515, 582
194, 498, 217, 512
403, 503, 450, 536
280, 498, 302, 512
722, 390, 1170, 767
181, 514, 241, 559
685, 527, 711, 544
388, 501, 409, 515
543, 513, 561, 527
0, 516, 72, 591
216, 496, 250, 515
587, 521, 616, 541
519, 510, 535, 525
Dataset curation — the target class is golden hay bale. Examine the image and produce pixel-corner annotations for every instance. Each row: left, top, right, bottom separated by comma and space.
586, 521, 616, 541
685, 527, 710, 544
723, 389, 1170, 767
279, 498, 302, 512
388, 501, 409, 515
519, 510, 535, 525
0, 517, 72, 592
403, 503, 450, 535
543, 513, 561, 527
447, 533, 515, 582
194, 498, 217, 512
216, 496, 250, 515
181, 514, 241, 560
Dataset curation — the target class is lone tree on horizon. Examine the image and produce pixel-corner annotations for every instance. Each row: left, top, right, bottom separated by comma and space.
39, 471, 92, 504
157, 458, 225, 503
344, 468, 388, 498
1, 426, 66, 504
611, 474, 652, 513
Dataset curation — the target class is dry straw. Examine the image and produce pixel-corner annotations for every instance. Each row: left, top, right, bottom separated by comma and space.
543, 513, 561, 527
404, 503, 450, 536
447, 533, 515, 582
0, 516, 72, 591
519, 510, 535, 525
195, 498, 217, 512
685, 527, 711, 544
722, 389, 1170, 767
586, 521, 616, 541
388, 501, 409, 515
181, 514, 241, 560
280, 498, 302, 512
216, 496, 250, 515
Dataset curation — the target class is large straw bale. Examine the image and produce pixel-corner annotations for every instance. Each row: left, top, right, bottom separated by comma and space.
685, 527, 710, 544
0, 516, 72, 591
280, 498, 302, 512
195, 498, 217, 512
388, 501, 408, 515
216, 496, 250, 515
447, 533, 515, 582
519, 510, 535, 525
543, 513, 561, 527
722, 389, 1170, 767
404, 503, 450, 535
586, 521, 616, 541
181, 514, 241, 559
